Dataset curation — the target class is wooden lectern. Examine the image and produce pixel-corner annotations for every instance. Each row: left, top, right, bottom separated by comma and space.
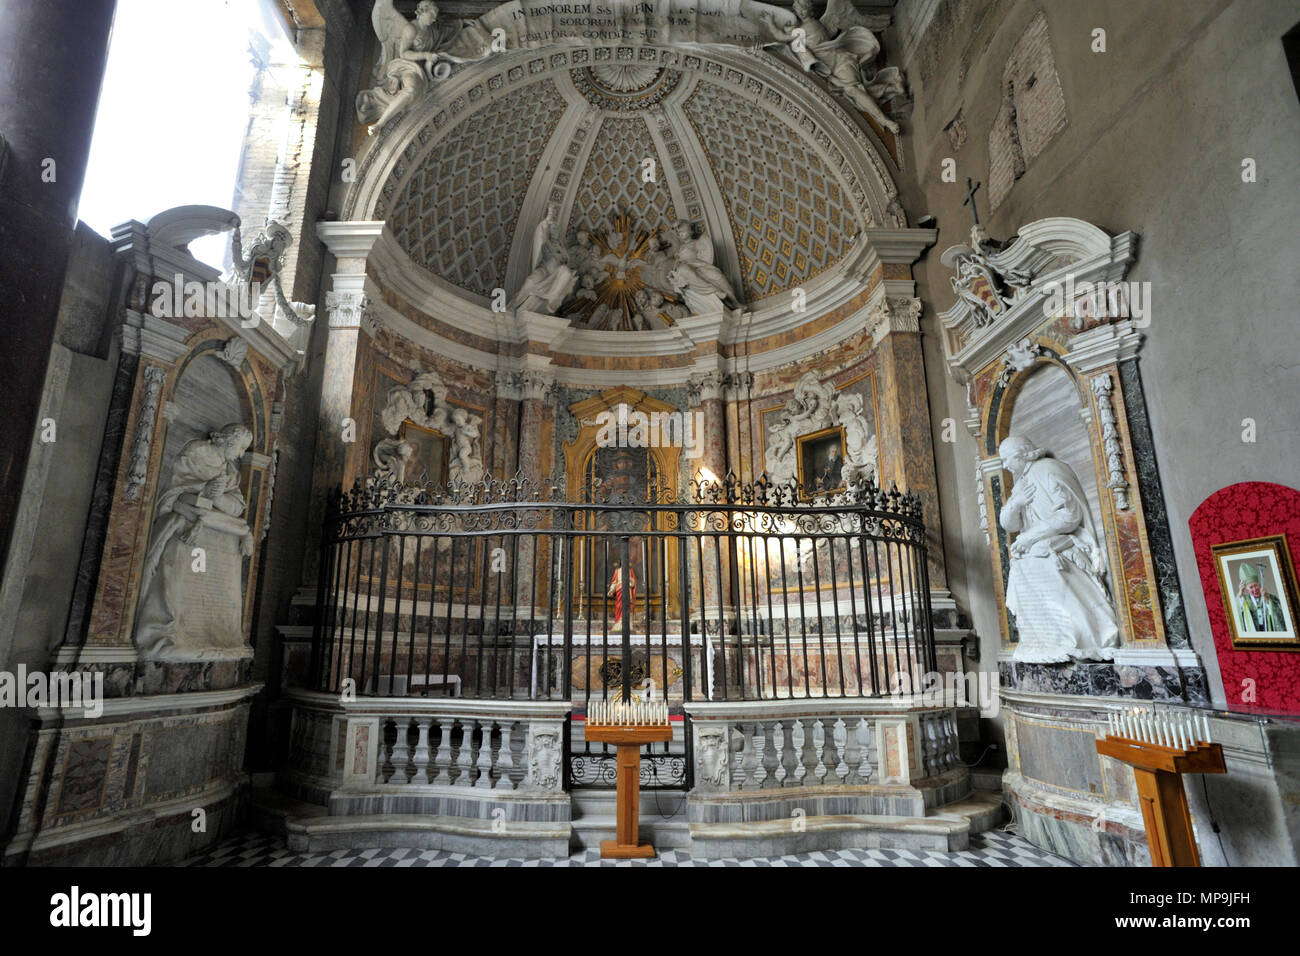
584, 722, 673, 859
1095, 735, 1226, 867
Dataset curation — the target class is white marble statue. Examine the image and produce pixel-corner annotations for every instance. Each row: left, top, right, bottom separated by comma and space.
447, 407, 483, 485
356, 0, 491, 132
135, 423, 254, 656
758, 0, 906, 135
374, 368, 484, 487
512, 203, 577, 314
763, 373, 876, 488
764, 411, 798, 483
665, 221, 739, 314
372, 437, 415, 483
835, 391, 878, 484
997, 435, 1120, 663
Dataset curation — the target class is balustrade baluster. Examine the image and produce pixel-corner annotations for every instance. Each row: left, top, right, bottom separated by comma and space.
819, 717, 841, 784
412, 717, 432, 784
741, 722, 761, 791
842, 716, 864, 784
799, 717, 818, 786
761, 721, 780, 789
475, 720, 495, 789
390, 717, 412, 784
455, 718, 476, 786
780, 720, 798, 787
377, 718, 394, 783
495, 721, 516, 790
944, 714, 959, 770
433, 718, 454, 785
923, 716, 940, 777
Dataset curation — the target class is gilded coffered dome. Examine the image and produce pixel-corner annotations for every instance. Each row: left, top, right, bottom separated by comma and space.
350, 44, 903, 312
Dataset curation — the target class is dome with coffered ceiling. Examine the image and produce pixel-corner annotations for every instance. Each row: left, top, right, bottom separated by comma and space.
343, 42, 905, 327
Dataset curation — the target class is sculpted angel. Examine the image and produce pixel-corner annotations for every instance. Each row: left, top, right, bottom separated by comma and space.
758, 0, 906, 135
512, 203, 577, 314
356, 0, 492, 132
665, 221, 740, 314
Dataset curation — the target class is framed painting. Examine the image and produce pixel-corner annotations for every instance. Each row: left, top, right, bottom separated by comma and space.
795, 425, 846, 500
1212, 535, 1300, 649
398, 419, 449, 487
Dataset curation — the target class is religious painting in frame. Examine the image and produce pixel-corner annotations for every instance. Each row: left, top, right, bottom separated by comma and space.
1211, 535, 1300, 649
796, 425, 846, 500
396, 419, 449, 487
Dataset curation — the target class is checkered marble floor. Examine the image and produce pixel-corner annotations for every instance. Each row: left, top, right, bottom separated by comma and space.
182, 828, 1075, 867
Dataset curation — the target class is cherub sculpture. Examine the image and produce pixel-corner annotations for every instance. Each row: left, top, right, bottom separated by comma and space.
758, 0, 906, 135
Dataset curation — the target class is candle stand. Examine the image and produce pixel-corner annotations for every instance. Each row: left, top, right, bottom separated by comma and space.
1095, 710, 1226, 867
585, 701, 673, 860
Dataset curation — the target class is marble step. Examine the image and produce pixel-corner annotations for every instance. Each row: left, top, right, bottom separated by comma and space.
928, 790, 1006, 834
569, 789, 692, 849
250, 786, 327, 836
969, 766, 1005, 792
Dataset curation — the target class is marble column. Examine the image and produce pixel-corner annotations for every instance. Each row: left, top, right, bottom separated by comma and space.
724, 372, 754, 484
0, 0, 116, 579
688, 371, 728, 625
513, 371, 554, 619
870, 295, 947, 589
516, 372, 554, 486
307, 222, 385, 576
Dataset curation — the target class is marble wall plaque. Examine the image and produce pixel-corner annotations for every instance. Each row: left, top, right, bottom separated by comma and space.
172, 524, 247, 654
1015, 717, 1105, 797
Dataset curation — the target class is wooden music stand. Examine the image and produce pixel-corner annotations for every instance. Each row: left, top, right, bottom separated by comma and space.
1095, 735, 1226, 867
584, 722, 673, 859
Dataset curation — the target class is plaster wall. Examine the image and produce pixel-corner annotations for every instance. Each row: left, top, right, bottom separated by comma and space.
893, 0, 1300, 709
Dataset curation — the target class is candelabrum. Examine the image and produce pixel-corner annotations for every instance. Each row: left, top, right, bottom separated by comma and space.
584, 697, 674, 859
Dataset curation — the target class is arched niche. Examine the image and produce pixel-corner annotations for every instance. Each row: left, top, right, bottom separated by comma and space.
160, 353, 253, 480
563, 386, 685, 621
998, 360, 1104, 541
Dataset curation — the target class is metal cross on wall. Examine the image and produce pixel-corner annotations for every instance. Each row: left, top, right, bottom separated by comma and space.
963, 177, 982, 226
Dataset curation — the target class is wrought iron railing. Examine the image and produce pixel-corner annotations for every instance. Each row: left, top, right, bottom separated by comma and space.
309, 471, 937, 709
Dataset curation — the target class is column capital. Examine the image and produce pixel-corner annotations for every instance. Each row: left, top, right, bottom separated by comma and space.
316, 220, 387, 263
722, 371, 753, 402
324, 291, 371, 330
687, 370, 725, 406
496, 369, 555, 402
868, 295, 923, 345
